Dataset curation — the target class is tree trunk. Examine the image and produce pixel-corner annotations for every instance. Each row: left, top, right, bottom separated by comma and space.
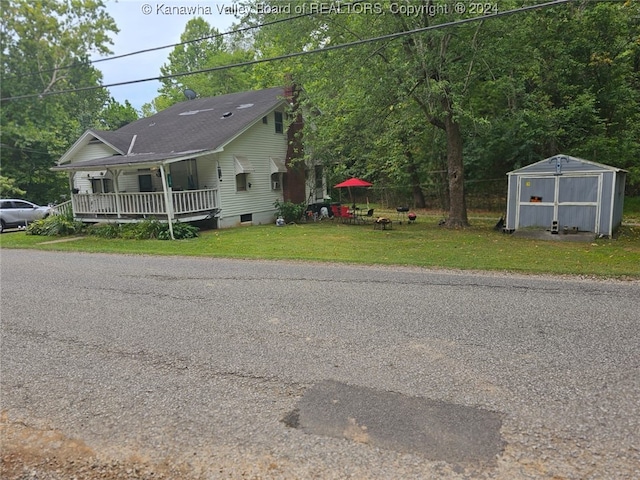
442, 97, 469, 227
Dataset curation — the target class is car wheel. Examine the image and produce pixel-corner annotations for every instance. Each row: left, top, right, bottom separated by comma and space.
0, 220, 5, 234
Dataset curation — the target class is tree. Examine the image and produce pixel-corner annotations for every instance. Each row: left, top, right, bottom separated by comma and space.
142, 17, 253, 114
241, 0, 640, 216
0, 175, 26, 197
96, 97, 139, 130
1, 0, 118, 203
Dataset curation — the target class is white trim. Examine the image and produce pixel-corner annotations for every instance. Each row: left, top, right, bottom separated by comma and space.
159, 165, 175, 240
127, 135, 137, 155
57, 130, 127, 165
509, 155, 627, 174
609, 172, 616, 236
595, 173, 603, 234
515, 174, 603, 230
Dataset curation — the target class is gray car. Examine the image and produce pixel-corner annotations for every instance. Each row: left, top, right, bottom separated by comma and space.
0, 199, 52, 233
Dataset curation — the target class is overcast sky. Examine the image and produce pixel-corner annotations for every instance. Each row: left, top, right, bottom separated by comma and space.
95, 1, 237, 111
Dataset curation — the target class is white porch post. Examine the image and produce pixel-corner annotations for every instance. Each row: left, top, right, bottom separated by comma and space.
111, 168, 123, 219
159, 164, 175, 240
68, 172, 75, 217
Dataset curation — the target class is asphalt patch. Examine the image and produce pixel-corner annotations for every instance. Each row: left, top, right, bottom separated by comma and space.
285, 380, 504, 464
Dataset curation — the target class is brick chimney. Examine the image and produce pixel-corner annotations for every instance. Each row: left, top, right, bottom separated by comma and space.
283, 77, 306, 204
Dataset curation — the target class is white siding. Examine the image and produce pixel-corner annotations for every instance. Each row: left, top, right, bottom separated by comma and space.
216, 113, 288, 227
69, 142, 121, 193
71, 142, 118, 163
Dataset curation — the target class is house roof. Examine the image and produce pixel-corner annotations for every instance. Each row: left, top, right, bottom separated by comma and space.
54, 87, 288, 171
508, 155, 627, 175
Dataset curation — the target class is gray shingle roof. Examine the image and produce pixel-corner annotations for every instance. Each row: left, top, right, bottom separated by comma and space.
55, 87, 287, 170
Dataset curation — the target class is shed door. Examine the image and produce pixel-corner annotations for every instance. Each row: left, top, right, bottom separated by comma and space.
516, 175, 600, 232
557, 176, 599, 233
516, 177, 555, 228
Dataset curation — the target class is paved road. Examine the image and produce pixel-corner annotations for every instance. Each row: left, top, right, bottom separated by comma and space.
1, 250, 639, 479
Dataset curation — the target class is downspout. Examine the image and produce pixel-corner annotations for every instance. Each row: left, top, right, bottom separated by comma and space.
159, 164, 175, 240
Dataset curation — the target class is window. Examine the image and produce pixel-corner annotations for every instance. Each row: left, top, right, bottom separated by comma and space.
274, 111, 283, 134
170, 159, 198, 191
240, 213, 252, 223
262, 116, 268, 124
91, 178, 113, 193
138, 174, 153, 192
315, 165, 324, 189
236, 173, 247, 191
271, 173, 281, 190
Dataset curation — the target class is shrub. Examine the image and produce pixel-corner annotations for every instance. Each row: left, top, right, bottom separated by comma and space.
26, 212, 85, 236
120, 219, 165, 240
161, 221, 199, 240
274, 200, 306, 224
87, 219, 198, 240
87, 223, 122, 238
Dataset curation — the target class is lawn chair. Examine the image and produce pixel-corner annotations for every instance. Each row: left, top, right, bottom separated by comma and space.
330, 205, 340, 221
361, 208, 374, 222
340, 205, 353, 223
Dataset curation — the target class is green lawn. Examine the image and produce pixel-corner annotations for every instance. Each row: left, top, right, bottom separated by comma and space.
2, 210, 639, 279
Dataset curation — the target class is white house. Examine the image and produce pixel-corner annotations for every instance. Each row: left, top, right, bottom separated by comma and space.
53, 86, 327, 232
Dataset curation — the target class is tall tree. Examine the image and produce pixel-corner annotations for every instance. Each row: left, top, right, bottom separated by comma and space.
96, 97, 139, 130
143, 17, 253, 114
242, 0, 640, 215
1, 0, 118, 203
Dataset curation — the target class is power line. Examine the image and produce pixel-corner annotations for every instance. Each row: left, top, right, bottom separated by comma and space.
5, 1, 365, 80
1, 0, 572, 102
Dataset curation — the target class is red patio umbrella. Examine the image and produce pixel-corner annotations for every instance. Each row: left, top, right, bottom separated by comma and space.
334, 177, 373, 208
334, 178, 373, 188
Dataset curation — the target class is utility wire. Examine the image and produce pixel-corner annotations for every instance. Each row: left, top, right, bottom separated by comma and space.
1, 0, 572, 102
5, 1, 366, 80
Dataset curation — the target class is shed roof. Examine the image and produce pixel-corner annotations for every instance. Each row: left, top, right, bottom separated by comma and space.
54, 87, 287, 171
508, 155, 627, 175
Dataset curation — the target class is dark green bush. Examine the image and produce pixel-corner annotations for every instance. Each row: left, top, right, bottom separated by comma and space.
87, 223, 122, 238
87, 219, 198, 240
26, 213, 85, 236
274, 200, 306, 223
161, 221, 199, 240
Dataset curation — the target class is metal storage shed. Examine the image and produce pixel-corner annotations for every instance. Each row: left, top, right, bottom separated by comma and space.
505, 155, 626, 237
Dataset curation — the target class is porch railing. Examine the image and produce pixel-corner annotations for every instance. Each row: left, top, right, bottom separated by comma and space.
71, 189, 218, 217
51, 200, 73, 217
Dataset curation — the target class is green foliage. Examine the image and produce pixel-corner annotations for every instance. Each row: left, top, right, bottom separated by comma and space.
26, 212, 85, 236
274, 200, 305, 224
159, 221, 199, 240
96, 98, 139, 130
87, 222, 121, 239
0, 175, 27, 197
142, 17, 253, 114
4, 210, 638, 279
1, 0, 119, 204
240, 0, 640, 212
87, 219, 199, 240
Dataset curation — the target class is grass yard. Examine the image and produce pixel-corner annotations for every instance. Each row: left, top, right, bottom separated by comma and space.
2, 208, 639, 279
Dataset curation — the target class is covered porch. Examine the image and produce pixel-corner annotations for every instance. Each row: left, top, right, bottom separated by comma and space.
71, 188, 219, 223
53, 150, 221, 238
